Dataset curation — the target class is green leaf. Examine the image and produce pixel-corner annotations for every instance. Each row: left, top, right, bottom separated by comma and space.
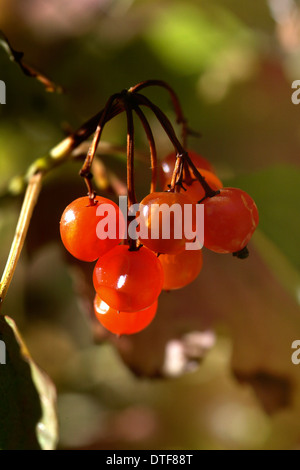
0, 316, 58, 450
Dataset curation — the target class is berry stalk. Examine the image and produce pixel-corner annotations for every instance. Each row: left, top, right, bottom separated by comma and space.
134, 93, 218, 200
134, 106, 158, 193
129, 79, 188, 147
80, 93, 123, 200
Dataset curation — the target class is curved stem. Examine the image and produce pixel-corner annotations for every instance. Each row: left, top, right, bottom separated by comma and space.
135, 93, 179, 147
124, 103, 136, 208
134, 106, 157, 193
135, 93, 217, 199
80, 93, 122, 200
50, 101, 124, 163
129, 79, 188, 147
124, 102, 138, 251
1, 100, 125, 198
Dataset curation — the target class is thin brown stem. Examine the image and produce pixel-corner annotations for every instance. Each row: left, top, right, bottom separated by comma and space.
50, 101, 124, 162
134, 106, 157, 193
125, 103, 136, 208
129, 79, 188, 147
134, 93, 182, 149
80, 93, 122, 199
135, 93, 217, 199
183, 154, 219, 200
0, 173, 43, 310
124, 102, 138, 251
169, 155, 184, 193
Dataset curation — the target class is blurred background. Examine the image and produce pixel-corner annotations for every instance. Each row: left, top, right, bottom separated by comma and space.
0, 0, 300, 450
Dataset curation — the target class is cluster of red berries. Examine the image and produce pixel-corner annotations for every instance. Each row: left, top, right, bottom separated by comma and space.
60, 149, 259, 336
159, 150, 259, 255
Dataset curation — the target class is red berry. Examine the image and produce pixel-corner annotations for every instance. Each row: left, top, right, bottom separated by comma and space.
93, 245, 164, 312
94, 294, 158, 335
160, 150, 215, 187
204, 188, 259, 253
138, 191, 196, 255
181, 169, 223, 203
163, 167, 223, 204
60, 196, 125, 262
159, 243, 203, 290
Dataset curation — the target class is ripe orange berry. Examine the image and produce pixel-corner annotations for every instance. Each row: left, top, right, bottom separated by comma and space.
159, 244, 203, 290
94, 295, 158, 335
60, 196, 125, 262
182, 169, 223, 203
204, 187, 259, 253
93, 245, 164, 312
138, 191, 196, 255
